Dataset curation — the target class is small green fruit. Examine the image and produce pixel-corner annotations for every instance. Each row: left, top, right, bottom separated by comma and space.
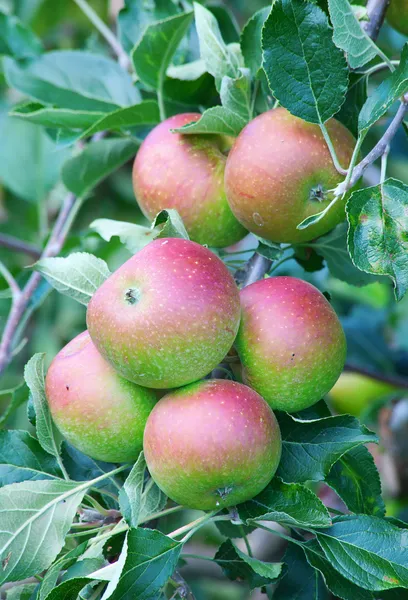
235, 276, 346, 413
143, 379, 282, 510
45, 331, 156, 463
387, 0, 408, 36
328, 372, 396, 417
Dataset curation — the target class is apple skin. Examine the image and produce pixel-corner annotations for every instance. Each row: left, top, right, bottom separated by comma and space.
224, 107, 356, 243
45, 331, 157, 463
132, 113, 247, 248
235, 276, 347, 413
143, 379, 282, 510
387, 0, 408, 36
87, 238, 241, 389
328, 372, 396, 417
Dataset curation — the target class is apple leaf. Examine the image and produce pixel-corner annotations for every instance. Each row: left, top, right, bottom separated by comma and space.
239, 479, 331, 529
276, 412, 378, 483
34, 252, 111, 306
358, 44, 408, 135
274, 544, 329, 600
346, 179, 408, 301
41, 559, 103, 600
262, 0, 348, 124
0, 12, 43, 59
90, 219, 156, 254
214, 539, 283, 590
0, 383, 29, 427
327, 0, 378, 68
153, 208, 189, 240
24, 354, 61, 459
4, 51, 140, 112
131, 12, 193, 90
326, 445, 385, 517
304, 540, 375, 600
107, 529, 182, 600
194, 2, 242, 84
118, 0, 179, 54
119, 453, 145, 528
10, 102, 105, 130
220, 68, 252, 122
240, 7, 270, 75
62, 138, 139, 198
0, 479, 88, 585
315, 515, 408, 591
38, 543, 90, 600
0, 430, 61, 486
173, 105, 246, 136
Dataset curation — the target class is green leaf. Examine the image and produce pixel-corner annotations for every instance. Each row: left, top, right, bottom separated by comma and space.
0, 12, 42, 59
34, 252, 111, 306
359, 44, 408, 135
0, 479, 88, 585
108, 529, 182, 600
9, 102, 105, 130
62, 138, 139, 198
4, 51, 140, 112
5, 583, 38, 600
214, 539, 283, 590
262, 0, 348, 124
315, 515, 408, 591
336, 73, 368, 138
44, 559, 104, 600
207, 3, 240, 44
194, 2, 241, 83
305, 223, 383, 287
255, 238, 283, 261
238, 479, 332, 529
220, 69, 252, 122
138, 479, 167, 525
346, 179, 408, 301
152, 209, 189, 240
77, 101, 160, 140
304, 539, 375, 600
119, 453, 145, 528
131, 12, 193, 90
24, 354, 61, 459
328, 0, 378, 68
0, 108, 69, 203
117, 0, 179, 54
0, 430, 61, 486
240, 7, 270, 75
276, 412, 378, 483
0, 383, 29, 426
326, 445, 385, 517
215, 519, 255, 539
90, 219, 155, 254
172, 105, 246, 136
38, 542, 89, 600
274, 544, 329, 600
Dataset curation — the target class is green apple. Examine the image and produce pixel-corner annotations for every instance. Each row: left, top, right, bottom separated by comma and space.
132, 113, 247, 247
45, 331, 156, 462
143, 379, 282, 510
328, 372, 396, 417
87, 238, 241, 388
235, 276, 346, 413
387, 0, 408, 36
224, 107, 356, 243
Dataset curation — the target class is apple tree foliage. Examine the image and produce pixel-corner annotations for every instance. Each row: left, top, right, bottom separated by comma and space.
0, 0, 408, 598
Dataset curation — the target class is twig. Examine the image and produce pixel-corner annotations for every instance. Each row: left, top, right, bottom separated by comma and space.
363, 0, 391, 40
0, 233, 41, 259
235, 253, 273, 288
73, 0, 131, 70
0, 261, 20, 300
171, 571, 196, 600
344, 363, 408, 389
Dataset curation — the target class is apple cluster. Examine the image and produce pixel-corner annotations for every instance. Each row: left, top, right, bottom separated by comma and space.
45, 108, 350, 510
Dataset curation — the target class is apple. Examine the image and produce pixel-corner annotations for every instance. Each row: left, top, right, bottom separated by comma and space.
235, 276, 346, 413
45, 331, 157, 463
224, 107, 356, 243
387, 0, 408, 36
328, 372, 396, 417
87, 238, 241, 388
132, 113, 247, 247
143, 379, 282, 510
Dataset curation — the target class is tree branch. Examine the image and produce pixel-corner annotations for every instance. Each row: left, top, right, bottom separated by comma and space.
363, 0, 391, 40
0, 233, 41, 259
234, 253, 272, 288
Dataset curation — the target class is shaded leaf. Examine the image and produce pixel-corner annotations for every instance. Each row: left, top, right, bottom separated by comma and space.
119, 453, 145, 528
347, 179, 408, 301
152, 209, 189, 240
0, 383, 29, 426
0, 12, 42, 59
240, 7, 270, 75
34, 253, 111, 306
118, 0, 179, 54
262, 0, 348, 124
274, 544, 329, 600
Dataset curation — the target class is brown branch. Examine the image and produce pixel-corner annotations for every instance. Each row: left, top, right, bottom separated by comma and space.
0, 233, 41, 259
345, 363, 408, 390
363, 0, 391, 40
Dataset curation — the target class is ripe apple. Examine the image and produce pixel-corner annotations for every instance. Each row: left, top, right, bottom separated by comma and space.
143, 379, 282, 510
45, 331, 156, 463
235, 276, 346, 413
387, 0, 408, 36
224, 107, 356, 243
132, 113, 247, 247
328, 372, 396, 417
87, 238, 241, 388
